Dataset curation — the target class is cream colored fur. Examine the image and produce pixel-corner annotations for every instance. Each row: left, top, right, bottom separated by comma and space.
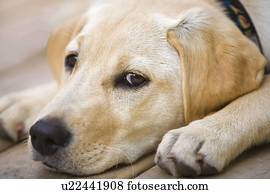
0, 0, 269, 177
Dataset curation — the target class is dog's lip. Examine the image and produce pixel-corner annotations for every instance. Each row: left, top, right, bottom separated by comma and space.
41, 158, 128, 177
42, 162, 58, 170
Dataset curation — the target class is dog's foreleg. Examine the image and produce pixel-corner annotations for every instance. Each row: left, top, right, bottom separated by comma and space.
0, 83, 57, 141
155, 75, 270, 177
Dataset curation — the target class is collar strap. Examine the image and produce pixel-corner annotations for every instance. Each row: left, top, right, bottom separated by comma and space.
218, 0, 264, 55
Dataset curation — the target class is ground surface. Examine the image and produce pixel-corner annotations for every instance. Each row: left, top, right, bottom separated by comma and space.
0, 0, 270, 179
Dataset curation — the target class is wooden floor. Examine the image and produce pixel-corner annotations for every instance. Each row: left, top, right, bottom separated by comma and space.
1, 0, 270, 179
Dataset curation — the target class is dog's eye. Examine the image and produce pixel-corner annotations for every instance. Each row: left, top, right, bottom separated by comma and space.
65, 53, 78, 72
115, 72, 149, 89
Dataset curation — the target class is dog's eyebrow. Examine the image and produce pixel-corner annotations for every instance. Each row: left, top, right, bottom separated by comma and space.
114, 56, 152, 74
114, 56, 130, 72
65, 35, 84, 54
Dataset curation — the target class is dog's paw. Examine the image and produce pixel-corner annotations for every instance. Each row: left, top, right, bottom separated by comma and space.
0, 93, 33, 142
155, 122, 229, 177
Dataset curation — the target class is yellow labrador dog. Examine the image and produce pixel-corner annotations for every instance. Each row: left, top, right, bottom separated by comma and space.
0, 0, 270, 177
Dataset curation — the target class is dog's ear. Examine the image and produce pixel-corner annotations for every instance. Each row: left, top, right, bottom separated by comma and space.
47, 16, 86, 82
167, 7, 266, 123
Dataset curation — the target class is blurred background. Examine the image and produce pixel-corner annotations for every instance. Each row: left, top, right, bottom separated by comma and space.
0, 0, 90, 96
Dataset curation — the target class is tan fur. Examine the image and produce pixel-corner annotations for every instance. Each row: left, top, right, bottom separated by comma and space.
0, 0, 270, 177
47, 16, 86, 83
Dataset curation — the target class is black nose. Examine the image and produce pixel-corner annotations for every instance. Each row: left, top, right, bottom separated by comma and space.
30, 118, 71, 156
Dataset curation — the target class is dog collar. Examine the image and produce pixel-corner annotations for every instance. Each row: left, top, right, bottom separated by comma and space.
218, 0, 264, 54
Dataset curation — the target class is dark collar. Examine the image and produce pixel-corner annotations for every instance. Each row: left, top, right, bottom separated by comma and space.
218, 0, 264, 54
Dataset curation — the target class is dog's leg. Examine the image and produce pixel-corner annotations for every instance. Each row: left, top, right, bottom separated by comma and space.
0, 83, 57, 141
155, 75, 270, 177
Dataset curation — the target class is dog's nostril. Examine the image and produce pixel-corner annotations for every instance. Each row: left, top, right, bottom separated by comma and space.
30, 118, 71, 156
45, 138, 54, 146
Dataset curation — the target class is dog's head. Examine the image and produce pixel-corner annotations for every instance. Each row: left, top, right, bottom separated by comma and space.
29, 0, 265, 175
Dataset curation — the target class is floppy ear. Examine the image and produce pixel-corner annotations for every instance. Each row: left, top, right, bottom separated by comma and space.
47, 16, 86, 83
167, 7, 266, 123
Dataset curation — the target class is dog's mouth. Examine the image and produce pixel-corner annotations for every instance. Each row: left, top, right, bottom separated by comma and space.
31, 149, 125, 176
40, 160, 77, 176
30, 139, 140, 176
39, 160, 127, 177
42, 162, 58, 171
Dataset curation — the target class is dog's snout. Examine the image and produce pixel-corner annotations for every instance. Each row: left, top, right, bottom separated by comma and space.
30, 118, 71, 156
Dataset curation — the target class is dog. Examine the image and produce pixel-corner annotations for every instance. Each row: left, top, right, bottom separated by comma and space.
0, 0, 269, 177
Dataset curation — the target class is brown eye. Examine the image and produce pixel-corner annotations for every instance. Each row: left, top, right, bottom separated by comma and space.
115, 72, 150, 89
65, 53, 78, 72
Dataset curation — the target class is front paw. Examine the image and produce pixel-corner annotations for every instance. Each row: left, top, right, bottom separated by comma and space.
155, 122, 229, 177
0, 93, 32, 141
